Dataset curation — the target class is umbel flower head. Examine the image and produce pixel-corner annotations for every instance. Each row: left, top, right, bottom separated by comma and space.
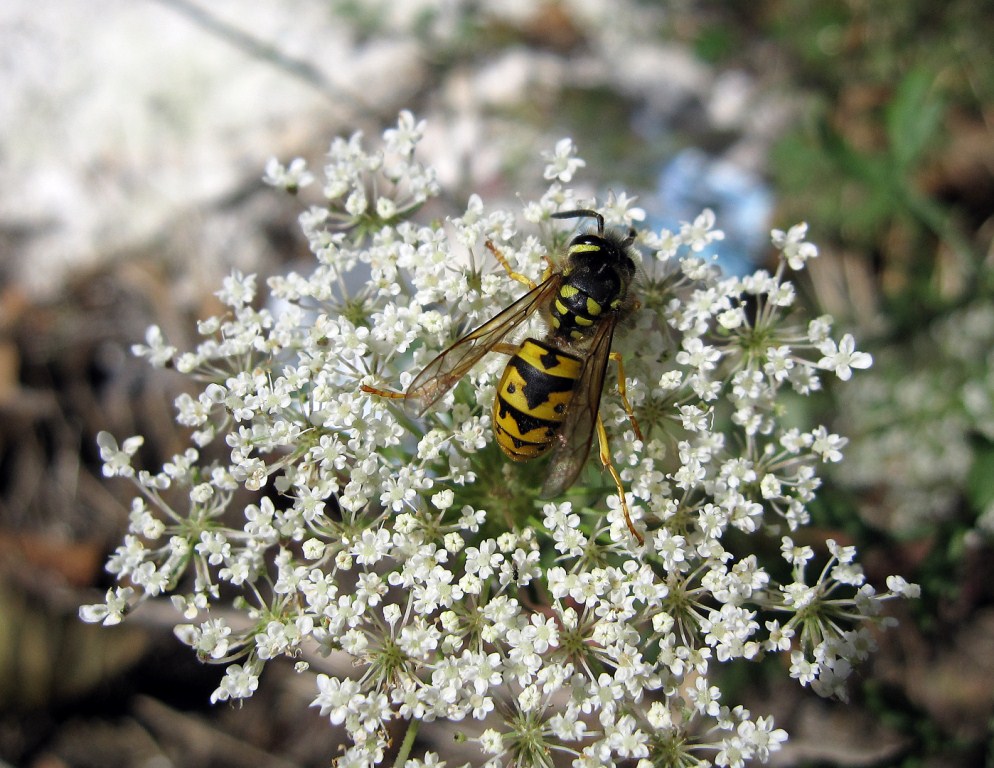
84, 112, 916, 768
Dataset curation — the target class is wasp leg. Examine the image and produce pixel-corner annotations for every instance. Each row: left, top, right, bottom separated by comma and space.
485, 241, 554, 288
595, 415, 644, 545
609, 351, 644, 442
360, 382, 406, 399
362, 343, 518, 400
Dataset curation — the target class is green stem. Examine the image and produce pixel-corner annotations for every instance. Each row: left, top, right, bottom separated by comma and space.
393, 717, 420, 767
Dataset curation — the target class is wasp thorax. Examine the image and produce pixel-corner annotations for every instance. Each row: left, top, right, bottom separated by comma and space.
549, 233, 637, 343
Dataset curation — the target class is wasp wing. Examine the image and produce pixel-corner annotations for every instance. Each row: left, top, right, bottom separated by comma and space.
540, 317, 618, 499
405, 276, 561, 415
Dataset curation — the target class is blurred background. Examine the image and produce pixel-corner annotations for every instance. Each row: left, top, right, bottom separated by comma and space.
1, 1, 993, 765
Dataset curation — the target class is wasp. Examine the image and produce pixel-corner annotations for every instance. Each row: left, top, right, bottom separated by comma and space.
361, 209, 645, 544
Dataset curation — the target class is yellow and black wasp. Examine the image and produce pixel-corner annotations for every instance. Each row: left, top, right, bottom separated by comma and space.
362, 209, 645, 543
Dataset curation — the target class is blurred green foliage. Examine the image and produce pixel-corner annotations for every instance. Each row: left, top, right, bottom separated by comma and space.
764, 0, 992, 322
703, 4, 994, 764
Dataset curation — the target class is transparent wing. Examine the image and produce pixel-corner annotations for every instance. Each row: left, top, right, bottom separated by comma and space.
405, 276, 561, 415
540, 317, 617, 499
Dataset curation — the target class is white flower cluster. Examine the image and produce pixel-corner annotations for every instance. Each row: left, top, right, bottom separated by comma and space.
838, 300, 994, 535
82, 113, 915, 768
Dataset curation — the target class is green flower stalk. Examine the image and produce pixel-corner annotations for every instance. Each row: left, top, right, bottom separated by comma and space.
83, 111, 917, 768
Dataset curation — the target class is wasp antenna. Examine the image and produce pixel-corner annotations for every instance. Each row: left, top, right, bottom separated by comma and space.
551, 208, 605, 235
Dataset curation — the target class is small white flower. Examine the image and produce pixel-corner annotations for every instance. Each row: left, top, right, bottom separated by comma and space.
215, 270, 257, 308
810, 426, 847, 462
542, 138, 585, 183
345, 187, 368, 217
376, 196, 398, 220
601, 190, 646, 226
780, 536, 814, 567
311, 675, 362, 724
431, 489, 455, 510
96, 432, 144, 478
210, 663, 260, 703
817, 333, 872, 381
886, 575, 921, 598
771, 222, 818, 270
479, 728, 504, 755
383, 109, 426, 156
718, 306, 745, 329
78, 587, 134, 626
676, 337, 722, 371
262, 156, 314, 192
131, 325, 176, 367
195, 531, 230, 566
680, 208, 725, 251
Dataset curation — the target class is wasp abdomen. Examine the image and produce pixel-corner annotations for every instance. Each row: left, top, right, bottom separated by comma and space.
493, 339, 581, 460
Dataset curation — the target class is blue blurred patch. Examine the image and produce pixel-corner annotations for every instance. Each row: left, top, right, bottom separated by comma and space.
650, 148, 774, 276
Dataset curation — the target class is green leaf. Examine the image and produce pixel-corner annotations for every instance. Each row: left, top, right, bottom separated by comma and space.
817, 118, 889, 189
886, 67, 945, 172
966, 439, 994, 513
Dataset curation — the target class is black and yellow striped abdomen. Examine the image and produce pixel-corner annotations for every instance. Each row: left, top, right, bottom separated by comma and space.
492, 339, 582, 460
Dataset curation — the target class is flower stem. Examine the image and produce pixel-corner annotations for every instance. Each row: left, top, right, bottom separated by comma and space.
393, 717, 420, 767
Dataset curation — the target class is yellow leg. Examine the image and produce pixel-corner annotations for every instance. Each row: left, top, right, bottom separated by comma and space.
361, 342, 520, 400
362, 243, 531, 404
486, 240, 555, 288
609, 351, 643, 442
360, 382, 405, 398
596, 414, 644, 545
